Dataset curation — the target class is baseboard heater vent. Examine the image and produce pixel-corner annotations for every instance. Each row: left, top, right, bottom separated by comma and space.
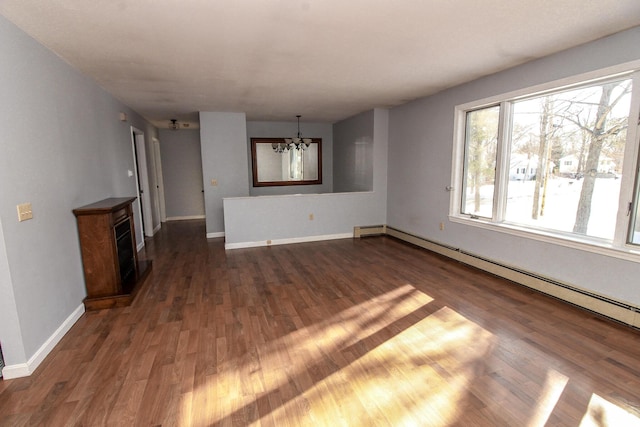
357, 225, 640, 329
354, 225, 387, 238
458, 248, 638, 312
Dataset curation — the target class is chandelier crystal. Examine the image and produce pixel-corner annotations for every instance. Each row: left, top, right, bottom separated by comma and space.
271, 140, 290, 153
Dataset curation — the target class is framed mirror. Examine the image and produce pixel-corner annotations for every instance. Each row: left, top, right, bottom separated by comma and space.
251, 138, 322, 187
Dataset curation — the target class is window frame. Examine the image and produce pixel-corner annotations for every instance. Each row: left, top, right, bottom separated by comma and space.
450, 62, 640, 262
460, 104, 502, 219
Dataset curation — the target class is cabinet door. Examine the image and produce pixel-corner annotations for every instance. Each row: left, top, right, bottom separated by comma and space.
77, 214, 119, 297
114, 218, 136, 291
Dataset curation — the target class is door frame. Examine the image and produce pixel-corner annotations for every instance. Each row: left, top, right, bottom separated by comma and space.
152, 138, 167, 223
131, 127, 154, 240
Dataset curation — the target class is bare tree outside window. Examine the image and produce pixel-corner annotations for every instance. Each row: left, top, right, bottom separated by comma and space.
461, 106, 499, 218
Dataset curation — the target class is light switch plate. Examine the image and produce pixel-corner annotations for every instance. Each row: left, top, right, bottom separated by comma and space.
17, 203, 33, 222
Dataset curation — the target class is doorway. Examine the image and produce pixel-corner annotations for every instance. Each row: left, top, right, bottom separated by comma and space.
0, 343, 4, 378
131, 128, 154, 241
153, 138, 167, 223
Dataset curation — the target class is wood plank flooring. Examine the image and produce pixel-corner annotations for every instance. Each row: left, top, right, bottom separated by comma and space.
1, 219, 640, 426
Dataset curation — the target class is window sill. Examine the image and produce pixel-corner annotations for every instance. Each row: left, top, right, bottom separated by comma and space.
449, 215, 640, 263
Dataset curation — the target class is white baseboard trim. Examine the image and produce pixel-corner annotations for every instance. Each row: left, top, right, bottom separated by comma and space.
379, 226, 640, 329
225, 232, 353, 250
2, 303, 85, 379
137, 241, 145, 252
2, 362, 30, 379
207, 232, 225, 239
166, 215, 205, 221
152, 223, 161, 234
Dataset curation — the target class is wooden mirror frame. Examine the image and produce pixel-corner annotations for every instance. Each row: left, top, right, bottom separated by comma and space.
251, 137, 323, 187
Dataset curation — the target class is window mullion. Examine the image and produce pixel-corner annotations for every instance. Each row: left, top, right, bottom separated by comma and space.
493, 101, 511, 223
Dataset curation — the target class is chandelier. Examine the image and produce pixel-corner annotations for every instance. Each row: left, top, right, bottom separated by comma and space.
271, 140, 290, 153
169, 119, 180, 130
273, 115, 312, 153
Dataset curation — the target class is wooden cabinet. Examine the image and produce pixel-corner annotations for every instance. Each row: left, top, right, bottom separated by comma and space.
73, 197, 152, 310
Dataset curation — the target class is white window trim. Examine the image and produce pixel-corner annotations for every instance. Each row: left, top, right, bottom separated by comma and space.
450, 61, 640, 262
448, 215, 640, 262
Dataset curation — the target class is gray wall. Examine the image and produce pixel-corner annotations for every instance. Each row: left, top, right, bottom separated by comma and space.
246, 121, 334, 196
0, 220, 24, 365
159, 129, 205, 219
0, 15, 158, 371
333, 110, 374, 192
199, 112, 250, 236
387, 27, 640, 306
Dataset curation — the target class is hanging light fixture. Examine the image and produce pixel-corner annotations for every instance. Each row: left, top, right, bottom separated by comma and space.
271, 140, 290, 153
169, 119, 180, 130
285, 115, 312, 151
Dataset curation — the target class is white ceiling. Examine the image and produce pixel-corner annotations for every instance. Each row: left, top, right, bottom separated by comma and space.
1, 1, 640, 129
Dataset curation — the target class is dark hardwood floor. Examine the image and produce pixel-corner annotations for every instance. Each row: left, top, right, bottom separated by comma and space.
1, 220, 639, 426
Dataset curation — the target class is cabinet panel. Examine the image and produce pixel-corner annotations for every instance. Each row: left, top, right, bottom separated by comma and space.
76, 213, 118, 297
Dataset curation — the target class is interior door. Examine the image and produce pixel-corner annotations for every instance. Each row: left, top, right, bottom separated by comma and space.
131, 127, 154, 243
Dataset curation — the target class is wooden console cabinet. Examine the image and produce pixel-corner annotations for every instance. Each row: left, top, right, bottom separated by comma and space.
73, 197, 152, 310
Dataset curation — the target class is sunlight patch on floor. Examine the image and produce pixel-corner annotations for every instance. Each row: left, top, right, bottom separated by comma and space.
580, 393, 640, 427
526, 369, 568, 427
181, 282, 499, 426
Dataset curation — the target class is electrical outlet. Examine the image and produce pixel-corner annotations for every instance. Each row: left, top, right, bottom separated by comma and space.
211, 179, 218, 186
309, 213, 314, 220
17, 203, 33, 222
439, 222, 445, 230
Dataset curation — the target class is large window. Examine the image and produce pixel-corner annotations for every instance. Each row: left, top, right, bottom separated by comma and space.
454, 70, 640, 254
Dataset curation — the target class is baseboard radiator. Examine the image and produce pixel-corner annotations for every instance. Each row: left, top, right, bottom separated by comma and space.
354, 225, 640, 329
